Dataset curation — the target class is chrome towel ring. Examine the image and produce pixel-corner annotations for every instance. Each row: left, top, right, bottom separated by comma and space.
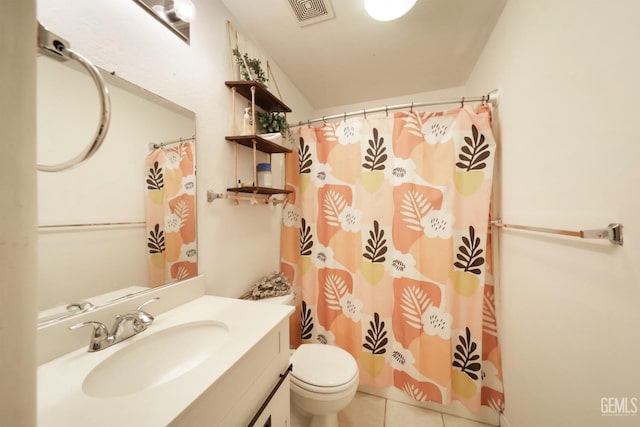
36, 23, 111, 172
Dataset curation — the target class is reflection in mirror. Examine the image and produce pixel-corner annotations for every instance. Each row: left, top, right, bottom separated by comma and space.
37, 54, 197, 325
132, 0, 195, 44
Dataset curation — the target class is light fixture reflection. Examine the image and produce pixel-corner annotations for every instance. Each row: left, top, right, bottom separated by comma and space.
364, 0, 417, 21
132, 0, 194, 43
165, 0, 196, 24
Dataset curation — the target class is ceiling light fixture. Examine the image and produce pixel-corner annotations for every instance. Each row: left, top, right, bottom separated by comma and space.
364, 0, 417, 21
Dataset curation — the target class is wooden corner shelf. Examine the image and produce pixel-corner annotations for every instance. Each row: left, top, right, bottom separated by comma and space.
225, 80, 292, 113
225, 135, 292, 154
226, 186, 292, 196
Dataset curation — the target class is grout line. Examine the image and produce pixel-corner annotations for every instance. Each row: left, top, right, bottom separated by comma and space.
383, 396, 387, 426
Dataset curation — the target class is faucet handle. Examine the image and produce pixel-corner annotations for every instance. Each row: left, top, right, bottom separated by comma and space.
136, 297, 159, 311
69, 321, 110, 352
135, 297, 159, 326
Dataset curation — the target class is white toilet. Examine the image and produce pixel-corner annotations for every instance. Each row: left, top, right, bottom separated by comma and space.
289, 343, 359, 427
255, 294, 359, 427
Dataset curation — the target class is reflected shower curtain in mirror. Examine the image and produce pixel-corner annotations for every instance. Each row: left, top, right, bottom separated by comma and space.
145, 139, 197, 286
281, 106, 505, 414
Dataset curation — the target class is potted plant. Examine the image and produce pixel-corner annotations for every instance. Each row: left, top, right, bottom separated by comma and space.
232, 48, 268, 87
256, 111, 289, 135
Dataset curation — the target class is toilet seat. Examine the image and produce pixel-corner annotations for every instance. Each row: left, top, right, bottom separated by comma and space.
290, 344, 359, 394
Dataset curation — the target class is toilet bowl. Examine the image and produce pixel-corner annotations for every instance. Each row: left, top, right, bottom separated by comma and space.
289, 343, 359, 427
252, 294, 359, 427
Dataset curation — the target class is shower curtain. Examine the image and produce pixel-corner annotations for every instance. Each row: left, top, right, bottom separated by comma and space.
280, 106, 505, 413
145, 139, 197, 286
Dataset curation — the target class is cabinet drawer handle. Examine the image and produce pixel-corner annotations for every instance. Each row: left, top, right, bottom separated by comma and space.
247, 364, 293, 427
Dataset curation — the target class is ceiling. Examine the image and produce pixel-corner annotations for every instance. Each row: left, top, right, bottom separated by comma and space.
221, 0, 507, 109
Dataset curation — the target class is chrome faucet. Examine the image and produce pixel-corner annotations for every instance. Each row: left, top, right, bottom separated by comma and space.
69, 297, 159, 352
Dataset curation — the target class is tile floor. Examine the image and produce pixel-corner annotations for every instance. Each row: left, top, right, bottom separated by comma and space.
291, 392, 495, 427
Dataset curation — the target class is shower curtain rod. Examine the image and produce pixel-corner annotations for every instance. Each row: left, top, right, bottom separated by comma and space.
148, 135, 195, 150
292, 89, 499, 128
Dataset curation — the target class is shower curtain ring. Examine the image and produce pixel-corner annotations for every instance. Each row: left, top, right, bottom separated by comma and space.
363, 108, 367, 119
307, 120, 310, 128
410, 102, 414, 113
461, 97, 465, 108
322, 116, 327, 124
344, 112, 347, 122
481, 95, 486, 105
385, 106, 388, 117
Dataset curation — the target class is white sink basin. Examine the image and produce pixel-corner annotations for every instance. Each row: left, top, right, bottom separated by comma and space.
82, 320, 229, 398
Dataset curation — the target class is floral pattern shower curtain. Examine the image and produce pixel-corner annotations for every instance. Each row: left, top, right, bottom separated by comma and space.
145, 140, 197, 286
281, 106, 504, 413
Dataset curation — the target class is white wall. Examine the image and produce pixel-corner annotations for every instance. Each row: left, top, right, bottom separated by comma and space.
313, 86, 466, 120
0, 2, 37, 425
36, 0, 314, 299
464, 1, 640, 426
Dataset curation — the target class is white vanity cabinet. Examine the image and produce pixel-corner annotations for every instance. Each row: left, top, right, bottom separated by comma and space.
37, 293, 294, 427
170, 316, 291, 426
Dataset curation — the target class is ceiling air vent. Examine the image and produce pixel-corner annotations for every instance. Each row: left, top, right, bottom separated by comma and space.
287, 0, 335, 27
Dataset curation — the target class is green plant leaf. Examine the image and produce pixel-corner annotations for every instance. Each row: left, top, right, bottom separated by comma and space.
232, 48, 268, 86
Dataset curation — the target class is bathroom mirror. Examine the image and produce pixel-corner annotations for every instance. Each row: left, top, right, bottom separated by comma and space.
36, 53, 197, 324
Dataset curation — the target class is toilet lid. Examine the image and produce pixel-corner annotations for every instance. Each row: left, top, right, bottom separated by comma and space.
290, 344, 358, 388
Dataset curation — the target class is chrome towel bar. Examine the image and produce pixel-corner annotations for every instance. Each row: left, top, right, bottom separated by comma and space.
490, 219, 623, 246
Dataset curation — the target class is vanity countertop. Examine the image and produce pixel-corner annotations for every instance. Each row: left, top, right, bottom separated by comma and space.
37, 295, 293, 427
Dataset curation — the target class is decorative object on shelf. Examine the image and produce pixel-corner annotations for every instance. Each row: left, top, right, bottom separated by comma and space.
232, 48, 268, 87
258, 132, 283, 148
256, 163, 273, 188
207, 190, 289, 206
242, 106, 255, 135
247, 271, 292, 300
257, 111, 289, 135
